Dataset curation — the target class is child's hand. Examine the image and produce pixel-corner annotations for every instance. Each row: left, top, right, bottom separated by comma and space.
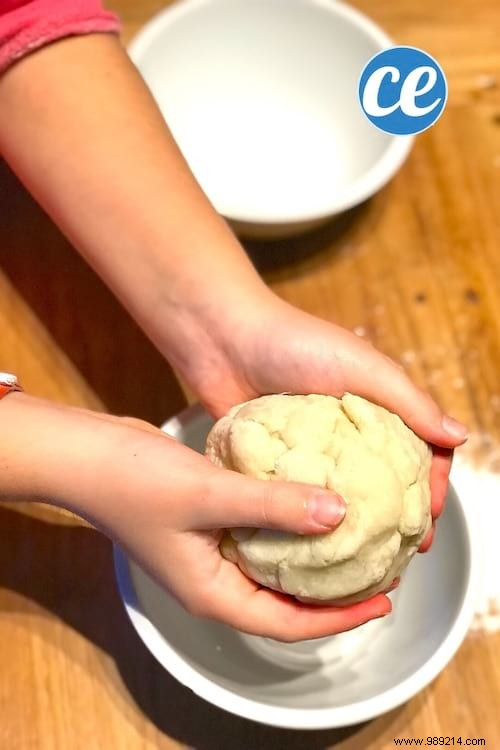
0, 32, 464, 637
0, 32, 465, 559
0, 394, 391, 641
178, 296, 468, 553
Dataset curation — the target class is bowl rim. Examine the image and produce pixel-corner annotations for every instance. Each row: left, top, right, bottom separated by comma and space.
113, 404, 482, 730
128, 0, 414, 226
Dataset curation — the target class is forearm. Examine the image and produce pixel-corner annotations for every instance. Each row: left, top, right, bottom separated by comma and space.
0, 393, 167, 530
0, 393, 110, 506
0, 33, 272, 373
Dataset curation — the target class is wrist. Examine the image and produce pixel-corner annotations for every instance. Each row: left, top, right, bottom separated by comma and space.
153, 263, 277, 379
0, 392, 51, 502
0, 393, 112, 510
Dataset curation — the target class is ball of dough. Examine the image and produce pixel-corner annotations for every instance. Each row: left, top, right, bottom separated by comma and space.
205, 393, 432, 605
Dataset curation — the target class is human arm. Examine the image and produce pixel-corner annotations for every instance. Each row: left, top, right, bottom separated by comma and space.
0, 392, 392, 641
0, 32, 269, 392
0, 32, 466, 543
0, 30, 468, 429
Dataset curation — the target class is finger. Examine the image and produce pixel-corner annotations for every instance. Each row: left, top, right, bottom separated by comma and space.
430, 447, 453, 518
201, 561, 391, 641
418, 523, 435, 553
384, 577, 400, 593
191, 469, 347, 534
335, 335, 468, 448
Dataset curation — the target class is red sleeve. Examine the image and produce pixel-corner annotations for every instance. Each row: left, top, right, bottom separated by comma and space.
0, 0, 121, 74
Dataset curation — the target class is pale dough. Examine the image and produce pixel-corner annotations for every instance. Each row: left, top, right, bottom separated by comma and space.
205, 393, 432, 604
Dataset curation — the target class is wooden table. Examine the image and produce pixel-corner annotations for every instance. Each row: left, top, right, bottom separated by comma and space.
1, 1, 499, 747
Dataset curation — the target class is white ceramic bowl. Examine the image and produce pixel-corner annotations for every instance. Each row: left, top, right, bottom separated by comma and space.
114, 405, 480, 730
129, 0, 413, 238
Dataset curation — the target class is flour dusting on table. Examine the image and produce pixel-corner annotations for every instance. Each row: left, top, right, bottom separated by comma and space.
451, 434, 500, 633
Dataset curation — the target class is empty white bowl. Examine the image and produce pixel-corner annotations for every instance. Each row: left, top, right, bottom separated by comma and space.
129, 0, 413, 238
114, 405, 480, 730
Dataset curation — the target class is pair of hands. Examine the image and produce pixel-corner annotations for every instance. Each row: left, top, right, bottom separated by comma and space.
36, 294, 464, 643
0, 33, 466, 641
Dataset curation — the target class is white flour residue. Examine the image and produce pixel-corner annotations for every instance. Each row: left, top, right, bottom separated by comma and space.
451, 434, 500, 633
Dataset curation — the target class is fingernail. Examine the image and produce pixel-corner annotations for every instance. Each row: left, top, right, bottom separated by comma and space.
308, 492, 346, 528
442, 415, 468, 441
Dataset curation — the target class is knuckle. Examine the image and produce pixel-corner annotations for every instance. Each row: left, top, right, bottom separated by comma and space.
424, 393, 442, 418
382, 352, 405, 374
193, 464, 240, 529
275, 631, 297, 644
270, 626, 301, 643
199, 468, 220, 509
259, 481, 282, 528
266, 607, 303, 643
184, 591, 214, 619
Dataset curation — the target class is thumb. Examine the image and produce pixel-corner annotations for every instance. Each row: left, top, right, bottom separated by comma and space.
191, 469, 346, 534
336, 335, 468, 448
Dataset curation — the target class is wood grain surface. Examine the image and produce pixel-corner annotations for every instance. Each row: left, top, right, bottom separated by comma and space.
1, 1, 499, 748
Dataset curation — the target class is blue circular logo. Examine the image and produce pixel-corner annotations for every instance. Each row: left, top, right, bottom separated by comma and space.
358, 46, 447, 135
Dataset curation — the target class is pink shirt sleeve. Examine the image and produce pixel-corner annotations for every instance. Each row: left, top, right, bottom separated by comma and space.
0, 0, 121, 74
